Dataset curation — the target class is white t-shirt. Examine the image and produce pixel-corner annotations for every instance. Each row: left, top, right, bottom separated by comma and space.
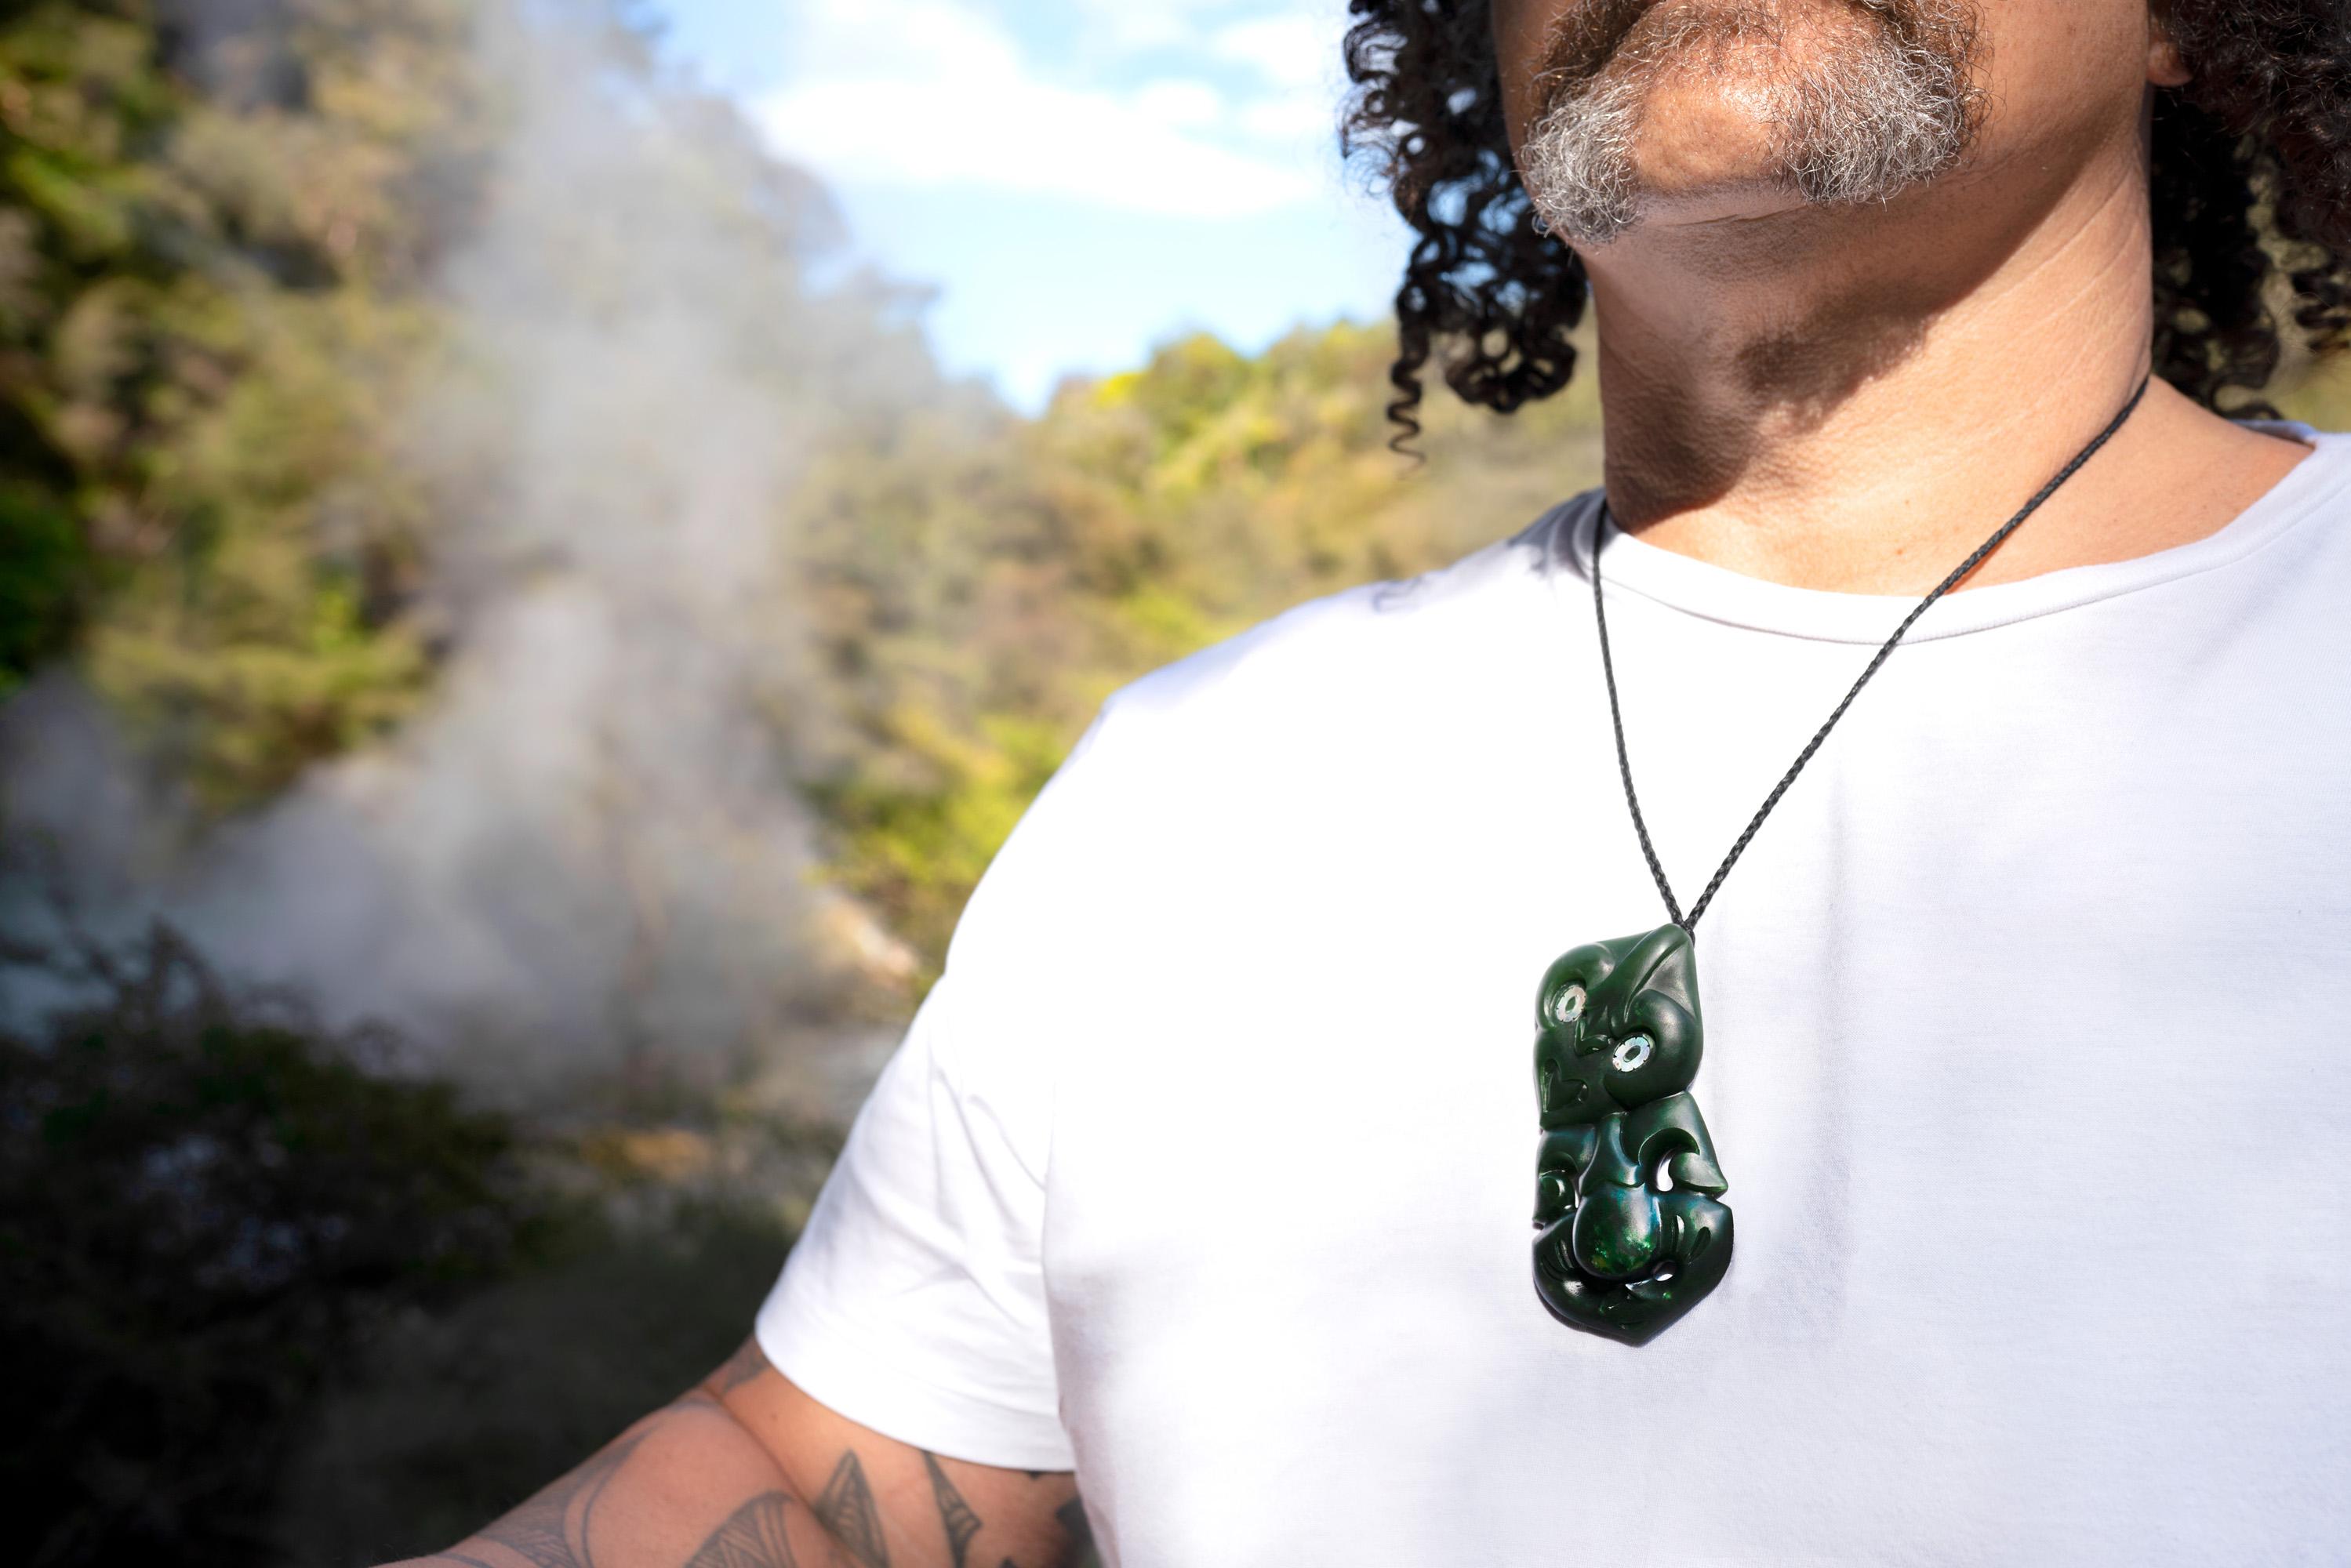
759, 429, 2351, 1566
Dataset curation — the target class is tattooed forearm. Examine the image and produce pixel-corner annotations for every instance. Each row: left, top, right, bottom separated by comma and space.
685, 1493, 798, 1568
921, 1453, 983, 1568
399, 1364, 1091, 1568
813, 1452, 891, 1568
471, 1432, 649, 1568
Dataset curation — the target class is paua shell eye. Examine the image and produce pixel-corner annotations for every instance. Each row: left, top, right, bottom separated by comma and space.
1549, 982, 1586, 1028
1611, 1033, 1653, 1072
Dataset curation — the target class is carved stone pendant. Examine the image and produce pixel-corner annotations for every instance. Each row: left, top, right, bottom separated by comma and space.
1532, 924, 1732, 1345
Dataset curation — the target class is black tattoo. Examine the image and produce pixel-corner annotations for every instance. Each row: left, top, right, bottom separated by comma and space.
686, 1492, 799, 1568
713, 1337, 771, 1392
814, 1451, 890, 1568
475, 1432, 647, 1568
921, 1452, 983, 1568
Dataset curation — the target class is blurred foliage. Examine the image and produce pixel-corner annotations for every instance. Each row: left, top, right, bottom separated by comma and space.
2281, 350, 2351, 431
0, 0, 489, 799
0, 921, 536, 1566
275, 1197, 797, 1566
0, 917, 822, 1567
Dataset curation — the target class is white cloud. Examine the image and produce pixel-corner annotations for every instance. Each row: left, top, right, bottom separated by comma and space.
1132, 77, 1227, 129
750, 0, 1342, 219
1211, 13, 1332, 90
1065, 0, 1250, 52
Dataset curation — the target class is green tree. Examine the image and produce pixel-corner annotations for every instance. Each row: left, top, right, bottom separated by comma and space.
0, 0, 485, 797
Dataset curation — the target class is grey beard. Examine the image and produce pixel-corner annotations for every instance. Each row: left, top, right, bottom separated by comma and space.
1521, 0, 1982, 248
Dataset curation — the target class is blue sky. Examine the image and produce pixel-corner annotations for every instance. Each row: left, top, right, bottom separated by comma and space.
648, 0, 1410, 408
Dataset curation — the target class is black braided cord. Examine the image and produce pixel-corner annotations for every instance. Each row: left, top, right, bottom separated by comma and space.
1593, 374, 2153, 935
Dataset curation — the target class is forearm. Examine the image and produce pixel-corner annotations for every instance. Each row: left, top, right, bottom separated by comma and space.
391, 1343, 1086, 1568
394, 1380, 812, 1568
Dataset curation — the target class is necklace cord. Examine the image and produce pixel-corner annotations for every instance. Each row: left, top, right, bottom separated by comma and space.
1593, 374, 2153, 935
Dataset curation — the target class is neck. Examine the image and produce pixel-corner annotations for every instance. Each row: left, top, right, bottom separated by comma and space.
1580, 114, 2306, 594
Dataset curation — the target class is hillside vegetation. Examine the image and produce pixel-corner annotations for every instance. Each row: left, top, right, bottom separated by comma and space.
0, 0, 486, 799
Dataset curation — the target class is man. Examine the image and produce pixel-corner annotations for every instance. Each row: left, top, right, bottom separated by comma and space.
401, 2, 2351, 1563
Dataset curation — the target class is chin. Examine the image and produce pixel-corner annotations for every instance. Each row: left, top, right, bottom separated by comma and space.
1521, 0, 1976, 248
1628, 78, 1792, 200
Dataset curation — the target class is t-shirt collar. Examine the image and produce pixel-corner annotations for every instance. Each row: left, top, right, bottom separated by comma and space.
1546, 423, 2347, 644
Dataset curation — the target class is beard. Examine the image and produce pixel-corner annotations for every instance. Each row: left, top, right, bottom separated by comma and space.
1519, 0, 1985, 247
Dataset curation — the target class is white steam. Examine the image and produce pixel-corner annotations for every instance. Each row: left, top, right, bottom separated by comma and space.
1, 2, 932, 1110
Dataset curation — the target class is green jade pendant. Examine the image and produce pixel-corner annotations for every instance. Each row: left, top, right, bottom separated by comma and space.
1532, 923, 1731, 1345
1528, 381, 2156, 1348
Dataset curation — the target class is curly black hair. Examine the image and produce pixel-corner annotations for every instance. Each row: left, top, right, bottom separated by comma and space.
1341, 1, 2351, 444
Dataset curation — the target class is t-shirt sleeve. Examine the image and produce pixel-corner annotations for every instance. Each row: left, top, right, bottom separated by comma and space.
754, 702, 1128, 1472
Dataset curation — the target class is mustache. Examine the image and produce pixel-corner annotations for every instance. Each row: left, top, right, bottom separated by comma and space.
1533, 0, 1669, 100
1531, 1, 1977, 118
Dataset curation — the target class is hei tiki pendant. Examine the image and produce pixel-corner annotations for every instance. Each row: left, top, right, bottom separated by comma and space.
1532, 923, 1731, 1345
